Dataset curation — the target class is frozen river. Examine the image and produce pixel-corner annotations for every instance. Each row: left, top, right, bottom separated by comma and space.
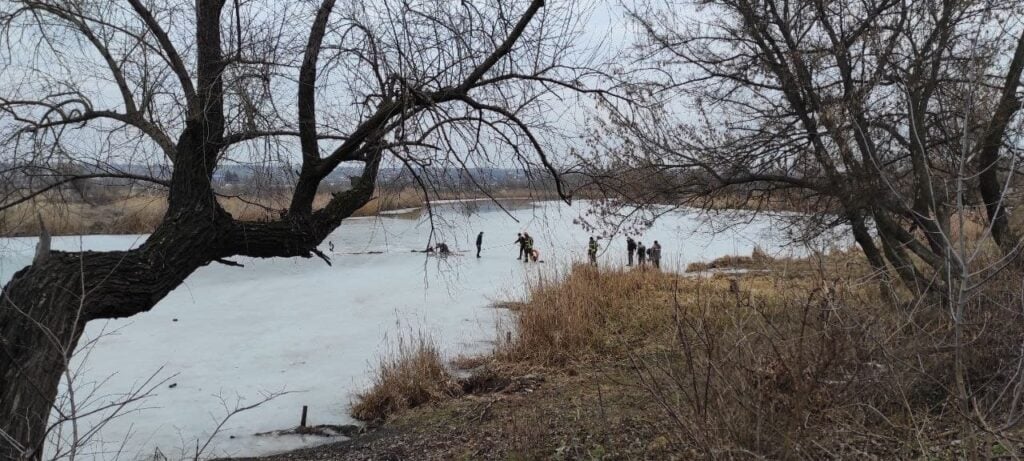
0, 200, 825, 460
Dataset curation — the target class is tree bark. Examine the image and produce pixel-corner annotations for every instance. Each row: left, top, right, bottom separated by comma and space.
1, 260, 88, 460
977, 28, 1024, 257
849, 212, 887, 275
0, 218, 225, 459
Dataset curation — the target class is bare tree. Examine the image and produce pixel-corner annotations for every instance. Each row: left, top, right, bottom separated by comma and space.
584, 0, 1024, 293
0, 0, 602, 458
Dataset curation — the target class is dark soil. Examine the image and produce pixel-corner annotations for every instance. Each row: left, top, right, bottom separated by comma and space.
225, 363, 679, 461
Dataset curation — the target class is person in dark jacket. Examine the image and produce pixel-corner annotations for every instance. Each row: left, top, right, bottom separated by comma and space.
476, 232, 484, 258
523, 233, 534, 263
636, 241, 646, 266
588, 237, 599, 266
515, 233, 525, 260
626, 237, 636, 266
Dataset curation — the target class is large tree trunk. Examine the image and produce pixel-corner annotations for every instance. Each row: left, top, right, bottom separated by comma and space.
977, 29, 1024, 257
0, 218, 220, 459
0, 260, 89, 460
0, 181, 228, 456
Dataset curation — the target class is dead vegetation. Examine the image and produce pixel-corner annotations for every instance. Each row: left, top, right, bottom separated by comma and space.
350, 333, 463, 423
0, 186, 550, 237
684, 245, 776, 272
336, 253, 1024, 459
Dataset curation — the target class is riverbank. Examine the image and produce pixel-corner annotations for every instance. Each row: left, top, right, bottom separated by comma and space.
9, 200, 800, 458
237, 250, 1024, 459
0, 184, 849, 238
0, 187, 558, 237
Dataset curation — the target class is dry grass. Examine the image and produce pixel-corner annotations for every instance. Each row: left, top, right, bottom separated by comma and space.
0, 194, 167, 236
496, 248, 874, 368
0, 186, 553, 236
495, 265, 679, 366
684, 245, 777, 272
350, 332, 463, 423
480, 256, 1024, 457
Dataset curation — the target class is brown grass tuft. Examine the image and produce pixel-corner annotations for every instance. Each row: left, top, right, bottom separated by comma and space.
684, 245, 775, 272
450, 354, 492, 370
495, 264, 686, 366
351, 332, 463, 422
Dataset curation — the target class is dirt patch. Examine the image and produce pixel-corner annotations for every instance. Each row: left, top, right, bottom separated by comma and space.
229, 365, 675, 461
255, 424, 364, 438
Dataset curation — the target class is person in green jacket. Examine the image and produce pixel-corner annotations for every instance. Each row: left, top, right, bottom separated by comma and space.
523, 232, 534, 263
588, 236, 598, 266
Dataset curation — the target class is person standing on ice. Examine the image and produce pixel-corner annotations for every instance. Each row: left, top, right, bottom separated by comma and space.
476, 232, 484, 258
626, 236, 636, 266
515, 233, 526, 260
636, 241, 646, 267
588, 236, 599, 266
523, 232, 534, 263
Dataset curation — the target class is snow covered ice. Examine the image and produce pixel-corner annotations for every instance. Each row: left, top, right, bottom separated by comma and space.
0, 201, 834, 460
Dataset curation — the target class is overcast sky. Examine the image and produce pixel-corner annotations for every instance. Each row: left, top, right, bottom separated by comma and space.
0, 0, 686, 185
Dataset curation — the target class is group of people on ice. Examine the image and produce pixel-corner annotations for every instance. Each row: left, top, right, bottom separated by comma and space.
625, 236, 662, 268
514, 232, 540, 262
428, 232, 661, 268
586, 235, 661, 268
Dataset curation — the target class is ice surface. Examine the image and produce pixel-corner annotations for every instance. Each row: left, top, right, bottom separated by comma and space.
0, 201, 845, 460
